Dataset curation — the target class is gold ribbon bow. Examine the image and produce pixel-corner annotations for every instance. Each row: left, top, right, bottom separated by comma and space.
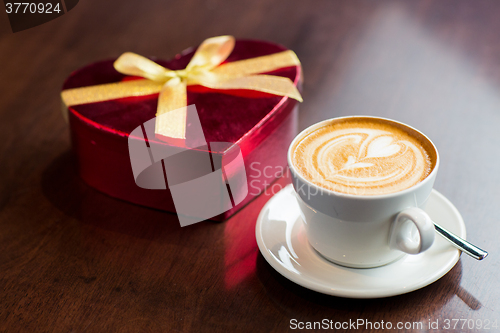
61, 35, 302, 139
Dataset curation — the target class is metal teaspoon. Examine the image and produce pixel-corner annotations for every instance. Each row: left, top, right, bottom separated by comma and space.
433, 222, 488, 260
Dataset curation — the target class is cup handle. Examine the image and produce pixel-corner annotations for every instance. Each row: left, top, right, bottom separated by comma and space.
389, 207, 435, 254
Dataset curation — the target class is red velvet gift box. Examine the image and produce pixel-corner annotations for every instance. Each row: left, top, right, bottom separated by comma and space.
61, 38, 302, 223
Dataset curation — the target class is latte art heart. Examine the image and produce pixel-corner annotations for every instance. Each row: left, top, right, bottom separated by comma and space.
293, 119, 434, 195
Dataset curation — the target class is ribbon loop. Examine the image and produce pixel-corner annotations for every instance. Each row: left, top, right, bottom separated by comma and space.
114, 52, 173, 82
186, 35, 235, 71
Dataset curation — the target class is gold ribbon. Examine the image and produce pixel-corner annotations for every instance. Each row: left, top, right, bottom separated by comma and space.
61, 35, 302, 139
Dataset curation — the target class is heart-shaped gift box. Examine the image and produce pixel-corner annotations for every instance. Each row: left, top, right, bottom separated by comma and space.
62, 38, 302, 223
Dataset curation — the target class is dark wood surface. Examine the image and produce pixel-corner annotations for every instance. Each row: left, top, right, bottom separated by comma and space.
1, 0, 499, 332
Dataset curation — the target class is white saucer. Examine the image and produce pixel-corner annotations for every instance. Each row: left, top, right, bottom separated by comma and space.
255, 184, 466, 299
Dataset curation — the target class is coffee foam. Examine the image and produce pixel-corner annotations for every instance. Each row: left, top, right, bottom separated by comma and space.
292, 118, 435, 195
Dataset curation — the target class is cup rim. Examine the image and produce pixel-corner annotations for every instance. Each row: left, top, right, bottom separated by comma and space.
287, 115, 440, 200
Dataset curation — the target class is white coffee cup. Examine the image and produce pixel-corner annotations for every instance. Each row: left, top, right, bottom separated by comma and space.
288, 116, 439, 268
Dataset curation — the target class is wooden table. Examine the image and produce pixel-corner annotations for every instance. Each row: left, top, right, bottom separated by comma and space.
1, 0, 498, 331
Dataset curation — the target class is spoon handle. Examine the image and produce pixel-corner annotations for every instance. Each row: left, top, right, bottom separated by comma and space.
434, 222, 488, 260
